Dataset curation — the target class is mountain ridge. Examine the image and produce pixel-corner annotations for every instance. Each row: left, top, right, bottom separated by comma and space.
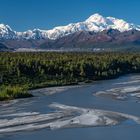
1, 13, 140, 51
0, 13, 140, 41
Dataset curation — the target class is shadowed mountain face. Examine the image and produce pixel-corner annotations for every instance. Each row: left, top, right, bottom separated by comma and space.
39, 29, 140, 51
0, 43, 11, 51
1, 29, 140, 51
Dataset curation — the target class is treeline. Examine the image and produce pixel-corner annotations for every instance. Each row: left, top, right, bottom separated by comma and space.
0, 52, 140, 89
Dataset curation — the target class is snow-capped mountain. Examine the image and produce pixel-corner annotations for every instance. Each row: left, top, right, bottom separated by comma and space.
0, 24, 17, 39
0, 13, 140, 41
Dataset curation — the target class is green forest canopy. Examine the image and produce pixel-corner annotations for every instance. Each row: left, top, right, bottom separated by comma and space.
0, 52, 140, 89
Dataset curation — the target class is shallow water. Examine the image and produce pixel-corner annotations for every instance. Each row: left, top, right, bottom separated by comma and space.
0, 74, 140, 140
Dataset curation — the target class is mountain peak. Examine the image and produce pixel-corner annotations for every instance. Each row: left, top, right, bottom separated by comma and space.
85, 13, 106, 23
0, 23, 17, 39
0, 24, 12, 31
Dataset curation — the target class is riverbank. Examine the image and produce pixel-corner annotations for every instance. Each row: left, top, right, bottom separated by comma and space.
0, 86, 33, 101
1, 52, 140, 101
1, 74, 140, 140
0, 73, 139, 101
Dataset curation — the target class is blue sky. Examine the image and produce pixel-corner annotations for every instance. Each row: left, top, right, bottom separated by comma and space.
0, 0, 140, 31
